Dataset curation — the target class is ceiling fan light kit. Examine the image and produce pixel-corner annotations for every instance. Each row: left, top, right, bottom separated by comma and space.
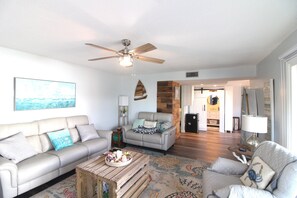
86, 39, 165, 68
119, 54, 133, 67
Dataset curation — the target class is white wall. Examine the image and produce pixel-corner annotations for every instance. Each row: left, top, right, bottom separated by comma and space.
224, 85, 242, 132
257, 29, 297, 146
181, 85, 194, 132
120, 65, 257, 122
224, 85, 234, 132
0, 47, 120, 130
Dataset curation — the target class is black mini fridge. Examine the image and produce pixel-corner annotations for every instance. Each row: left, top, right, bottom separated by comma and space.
185, 113, 199, 132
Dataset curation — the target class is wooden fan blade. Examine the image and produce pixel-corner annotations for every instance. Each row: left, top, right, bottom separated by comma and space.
130, 43, 157, 54
88, 56, 119, 61
135, 55, 165, 64
85, 43, 118, 53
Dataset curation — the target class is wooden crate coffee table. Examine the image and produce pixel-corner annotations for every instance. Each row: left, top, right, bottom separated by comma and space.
76, 150, 150, 198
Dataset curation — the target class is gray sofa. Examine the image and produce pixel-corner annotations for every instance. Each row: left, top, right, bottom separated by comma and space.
203, 141, 297, 198
122, 112, 176, 153
0, 115, 112, 198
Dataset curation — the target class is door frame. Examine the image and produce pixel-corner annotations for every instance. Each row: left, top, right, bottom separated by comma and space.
280, 45, 297, 149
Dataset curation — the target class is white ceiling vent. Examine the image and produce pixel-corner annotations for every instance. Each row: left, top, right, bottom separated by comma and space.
186, 72, 198, 78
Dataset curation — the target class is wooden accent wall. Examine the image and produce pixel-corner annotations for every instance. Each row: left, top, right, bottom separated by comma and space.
157, 81, 180, 138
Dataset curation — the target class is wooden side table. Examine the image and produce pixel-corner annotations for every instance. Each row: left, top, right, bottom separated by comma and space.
228, 144, 253, 165
112, 127, 125, 148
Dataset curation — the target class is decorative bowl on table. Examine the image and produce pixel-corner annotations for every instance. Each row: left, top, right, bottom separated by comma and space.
105, 150, 132, 167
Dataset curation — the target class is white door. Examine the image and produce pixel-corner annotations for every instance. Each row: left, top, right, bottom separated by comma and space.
194, 97, 207, 131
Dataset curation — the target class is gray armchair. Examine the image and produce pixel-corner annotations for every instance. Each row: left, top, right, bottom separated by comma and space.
203, 141, 297, 198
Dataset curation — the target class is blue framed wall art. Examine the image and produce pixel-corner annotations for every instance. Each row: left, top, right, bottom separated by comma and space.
14, 77, 76, 111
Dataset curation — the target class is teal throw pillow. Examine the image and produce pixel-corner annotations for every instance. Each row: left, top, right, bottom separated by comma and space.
132, 119, 145, 129
47, 129, 73, 151
157, 121, 172, 133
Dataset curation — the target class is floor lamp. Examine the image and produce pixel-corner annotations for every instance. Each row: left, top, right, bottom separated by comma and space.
241, 115, 268, 149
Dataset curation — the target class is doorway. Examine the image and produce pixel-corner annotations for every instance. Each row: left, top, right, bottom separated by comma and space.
192, 89, 225, 132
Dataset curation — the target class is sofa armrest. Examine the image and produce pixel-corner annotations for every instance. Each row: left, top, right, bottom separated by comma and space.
0, 157, 17, 187
0, 157, 18, 198
122, 125, 132, 133
161, 126, 176, 136
97, 130, 113, 151
208, 157, 248, 175
121, 125, 132, 142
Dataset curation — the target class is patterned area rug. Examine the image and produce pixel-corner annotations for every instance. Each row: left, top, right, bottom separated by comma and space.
31, 147, 209, 198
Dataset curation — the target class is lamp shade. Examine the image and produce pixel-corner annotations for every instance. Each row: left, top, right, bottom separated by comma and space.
241, 115, 268, 134
119, 96, 129, 106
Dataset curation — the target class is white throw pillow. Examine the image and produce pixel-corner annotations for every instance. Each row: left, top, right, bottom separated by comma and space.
0, 132, 37, 163
143, 121, 157, 129
76, 124, 99, 142
240, 156, 275, 189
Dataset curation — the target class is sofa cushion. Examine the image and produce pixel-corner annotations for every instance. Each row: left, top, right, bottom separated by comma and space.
76, 124, 99, 142
69, 128, 81, 143
0, 121, 39, 139
79, 138, 108, 156
26, 135, 43, 153
0, 132, 37, 163
126, 130, 143, 141
138, 112, 154, 121
40, 134, 54, 152
66, 115, 89, 128
17, 153, 60, 185
67, 115, 89, 143
143, 133, 163, 144
47, 129, 73, 151
47, 144, 88, 167
38, 117, 68, 134
240, 156, 275, 190
153, 112, 173, 122
132, 119, 145, 129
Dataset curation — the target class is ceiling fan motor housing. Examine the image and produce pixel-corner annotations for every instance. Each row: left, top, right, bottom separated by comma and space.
122, 39, 131, 47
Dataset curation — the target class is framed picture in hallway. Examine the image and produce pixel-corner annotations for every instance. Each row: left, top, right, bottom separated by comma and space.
14, 77, 76, 111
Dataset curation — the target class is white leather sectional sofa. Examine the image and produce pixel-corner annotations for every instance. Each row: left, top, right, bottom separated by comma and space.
0, 115, 112, 198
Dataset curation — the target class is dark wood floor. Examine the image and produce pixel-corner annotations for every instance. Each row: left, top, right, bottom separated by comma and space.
167, 130, 241, 163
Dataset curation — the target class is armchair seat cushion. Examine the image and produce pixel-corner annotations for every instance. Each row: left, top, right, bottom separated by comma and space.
47, 144, 88, 167
203, 170, 242, 198
17, 153, 60, 185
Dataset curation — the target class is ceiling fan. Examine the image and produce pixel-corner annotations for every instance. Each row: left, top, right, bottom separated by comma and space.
85, 39, 165, 67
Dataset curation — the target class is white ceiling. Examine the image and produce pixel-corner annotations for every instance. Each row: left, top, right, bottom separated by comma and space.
0, 0, 297, 75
